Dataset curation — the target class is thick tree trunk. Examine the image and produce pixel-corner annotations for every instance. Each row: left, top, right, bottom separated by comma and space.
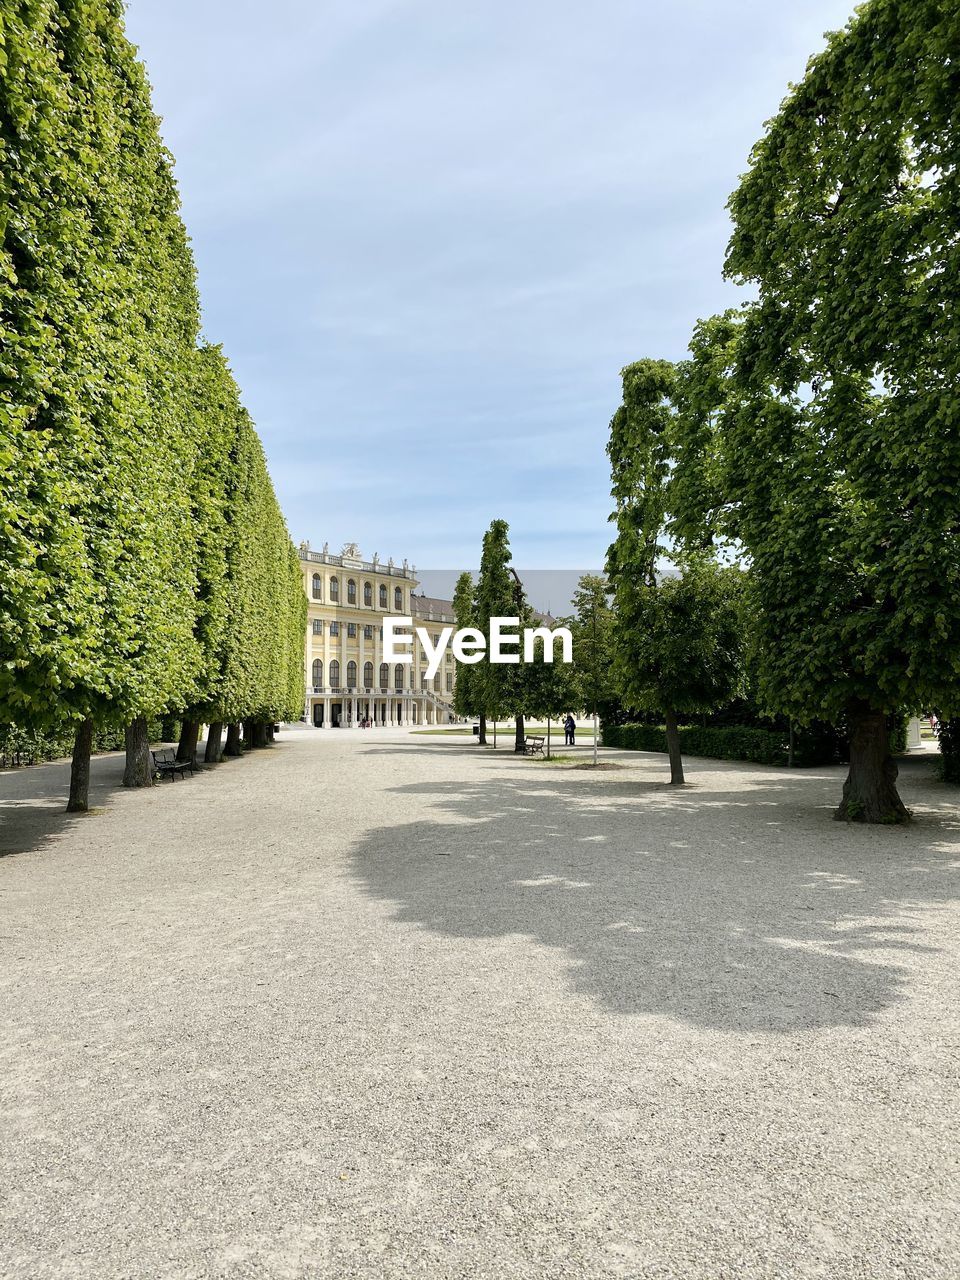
67, 719, 94, 813
177, 719, 200, 766
664, 707, 685, 785
204, 721, 223, 764
224, 723, 242, 757
242, 718, 257, 748
123, 716, 152, 788
252, 721, 270, 748
478, 713, 487, 746
835, 701, 910, 823
514, 713, 525, 754
266, 722, 275, 744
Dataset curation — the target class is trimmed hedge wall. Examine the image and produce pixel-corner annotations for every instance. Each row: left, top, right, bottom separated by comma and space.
604, 715, 911, 768
938, 718, 960, 784
603, 723, 790, 766
0, 718, 178, 770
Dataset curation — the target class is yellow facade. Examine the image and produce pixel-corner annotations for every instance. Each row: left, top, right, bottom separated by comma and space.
299, 542, 458, 727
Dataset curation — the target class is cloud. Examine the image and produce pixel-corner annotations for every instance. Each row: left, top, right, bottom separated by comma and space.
125, 0, 857, 570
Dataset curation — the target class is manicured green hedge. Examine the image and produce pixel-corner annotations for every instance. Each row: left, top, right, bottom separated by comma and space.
0, 718, 179, 769
0, 2, 305, 765
603, 722, 790, 765
938, 719, 960, 784
604, 715, 912, 767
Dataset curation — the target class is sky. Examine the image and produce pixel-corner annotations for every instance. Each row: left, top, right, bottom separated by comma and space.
124, 0, 856, 581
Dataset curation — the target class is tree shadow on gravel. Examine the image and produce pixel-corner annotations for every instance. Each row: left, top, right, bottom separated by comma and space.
0, 752, 143, 860
348, 760, 960, 1033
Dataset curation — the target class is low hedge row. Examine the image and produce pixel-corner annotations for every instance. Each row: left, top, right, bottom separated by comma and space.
938, 718, 960, 783
0, 719, 177, 770
602, 722, 791, 766
603, 716, 911, 767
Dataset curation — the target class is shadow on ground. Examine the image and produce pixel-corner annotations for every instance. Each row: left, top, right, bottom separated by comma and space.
0, 753, 131, 860
349, 749, 960, 1035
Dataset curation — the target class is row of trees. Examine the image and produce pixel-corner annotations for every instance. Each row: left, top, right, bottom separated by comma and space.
1, 2, 305, 810
451, 519, 612, 757
606, 0, 959, 822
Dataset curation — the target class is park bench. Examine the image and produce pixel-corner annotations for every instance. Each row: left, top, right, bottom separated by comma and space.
522, 735, 546, 757
151, 748, 195, 782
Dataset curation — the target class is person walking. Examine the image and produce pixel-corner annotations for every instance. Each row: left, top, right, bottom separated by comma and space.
564, 714, 576, 747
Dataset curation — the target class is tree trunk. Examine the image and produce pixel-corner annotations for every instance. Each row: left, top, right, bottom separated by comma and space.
514, 713, 525, 754
224, 723, 242, 757
835, 701, 910, 823
478, 713, 487, 746
252, 720, 269, 749
242, 717, 257, 748
67, 719, 94, 813
204, 721, 223, 764
177, 719, 200, 766
546, 718, 551, 759
266, 722, 275, 744
123, 716, 152, 788
664, 707, 685, 785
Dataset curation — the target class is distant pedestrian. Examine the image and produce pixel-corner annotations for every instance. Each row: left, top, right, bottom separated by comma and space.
564, 714, 576, 746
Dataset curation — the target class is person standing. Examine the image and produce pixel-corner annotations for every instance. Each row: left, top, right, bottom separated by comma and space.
564, 714, 576, 747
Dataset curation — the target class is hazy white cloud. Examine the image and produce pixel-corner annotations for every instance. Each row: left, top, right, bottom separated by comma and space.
126, 0, 857, 569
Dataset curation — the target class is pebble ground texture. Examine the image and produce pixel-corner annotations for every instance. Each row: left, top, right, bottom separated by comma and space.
2, 728, 959, 1279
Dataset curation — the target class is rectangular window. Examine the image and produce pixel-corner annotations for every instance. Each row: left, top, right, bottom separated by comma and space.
329, 621, 340, 636
312, 619, 323, 635
348, 623, 357, 638
446, 673, 453, 691
364, 625, 373, 640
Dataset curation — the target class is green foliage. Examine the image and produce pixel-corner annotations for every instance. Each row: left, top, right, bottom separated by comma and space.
601, 721, 851, 768
0, 3, 304, 744
607, 554, 744, 721
702, 0, 960, 725
937, 718, 960, 784
452, 570, 479, 719
606, 358, 745, 731
474, 519, 517, 720
569, 574, 616, 716
0, 715, 177, 768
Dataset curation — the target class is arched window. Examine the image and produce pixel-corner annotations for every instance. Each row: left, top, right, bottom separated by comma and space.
311, 573, 322, 600
330, 576, 339, 602
380, 663, 389, 689
347, 579, 357, 604
312, 658, 323, 689
329, 659, 340, 688
395, 663, 404, 690
363, 662, 374, 688
379, 584, 387, 608
346, 660, 357, 687
394, 585, 402, 610
363, 582, 372, 607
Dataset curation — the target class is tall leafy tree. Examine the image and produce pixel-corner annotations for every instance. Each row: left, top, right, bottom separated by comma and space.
452, 571, 480, 728
668, 0, 960, 821
0, 2, 306, 805
607, 362, 743, 783
474, 519, 515, 746
570, 575, 615, 766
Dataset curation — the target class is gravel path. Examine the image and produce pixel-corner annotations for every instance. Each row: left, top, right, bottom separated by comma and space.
2, 729, 959, 1279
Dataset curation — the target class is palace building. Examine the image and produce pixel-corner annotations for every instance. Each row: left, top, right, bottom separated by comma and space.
299, 541, 458, 728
